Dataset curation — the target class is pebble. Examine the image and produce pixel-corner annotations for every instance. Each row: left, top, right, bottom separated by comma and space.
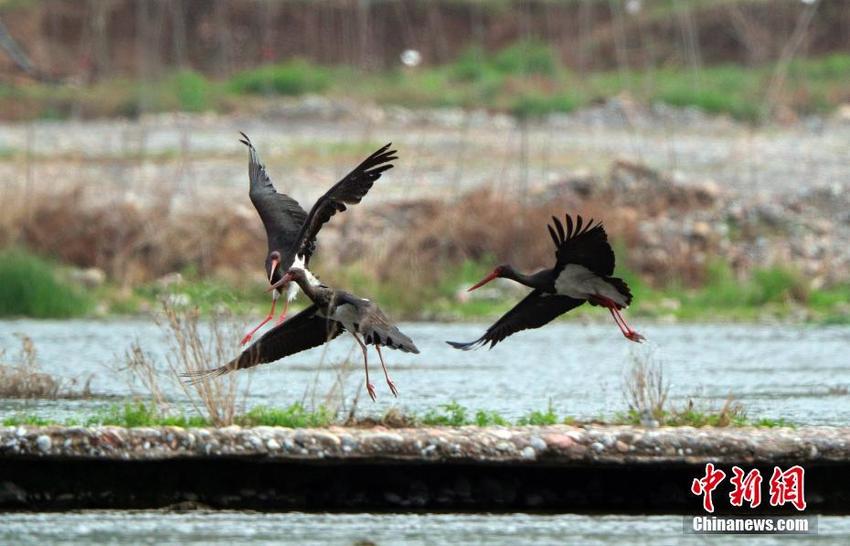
36, 435, 52, 453
529, 437, 547, 452
520, 447, 536, 460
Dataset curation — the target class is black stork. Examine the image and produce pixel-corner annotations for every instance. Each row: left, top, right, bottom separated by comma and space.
447, 214, 644, 350
186, 268, 419, 401
238, 133, 397, 345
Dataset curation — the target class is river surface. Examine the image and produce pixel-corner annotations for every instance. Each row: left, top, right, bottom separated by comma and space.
1, 319, 848, 425
0, 512, 847, 545
2, 319, 849, 543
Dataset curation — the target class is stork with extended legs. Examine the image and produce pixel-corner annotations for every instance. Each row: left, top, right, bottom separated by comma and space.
239, 134, 397, 345
447, 214, 644, 350
186, 268, 419, 401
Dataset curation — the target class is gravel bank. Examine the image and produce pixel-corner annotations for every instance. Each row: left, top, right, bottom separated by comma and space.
3, 424, 849, 512
2, 424, 847, 464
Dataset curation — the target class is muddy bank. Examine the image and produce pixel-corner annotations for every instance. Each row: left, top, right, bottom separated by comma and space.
1, 425, 848, 512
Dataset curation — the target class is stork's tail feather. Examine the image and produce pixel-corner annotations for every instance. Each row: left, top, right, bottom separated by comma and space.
445, 339, 485, 351
180, 365, 232, 385
606, 276, 633, 308
365, 330, 420, 354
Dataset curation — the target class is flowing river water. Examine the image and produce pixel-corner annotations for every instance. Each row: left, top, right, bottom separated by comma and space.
1, 319, 849, 545
1, 319, 848, 425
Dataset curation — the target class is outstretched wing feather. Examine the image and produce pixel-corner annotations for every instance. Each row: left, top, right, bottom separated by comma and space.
241, 133, 309, 255
181, 305, 341, 383
446, 290, 583, 350
291, 143, 397, 261
549, 213, 616, 277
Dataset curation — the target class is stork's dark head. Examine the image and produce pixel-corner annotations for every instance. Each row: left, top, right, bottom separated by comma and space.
268, 267, 305, 292
266, 251, 282, 283
468, 264, 513, 292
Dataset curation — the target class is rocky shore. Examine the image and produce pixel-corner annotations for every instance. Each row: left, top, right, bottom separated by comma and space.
2, 424, 848, 463
2, 424, 848, 512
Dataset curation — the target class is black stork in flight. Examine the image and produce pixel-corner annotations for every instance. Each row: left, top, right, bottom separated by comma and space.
238, 133, 397, 345
447, 214, 644, 350
186, 268, 419, 401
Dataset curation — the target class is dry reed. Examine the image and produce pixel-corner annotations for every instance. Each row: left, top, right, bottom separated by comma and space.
0, 334, 93, 399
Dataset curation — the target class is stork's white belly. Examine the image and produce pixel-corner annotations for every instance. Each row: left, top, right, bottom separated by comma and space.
555, 264, 627, 306
285, 255, 321, 302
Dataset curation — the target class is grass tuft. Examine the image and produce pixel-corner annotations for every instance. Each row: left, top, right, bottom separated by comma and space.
421, 401, 470, 426
516, 402, 559, 426
229, 59, 330, 96
0, 248, 91, 318
237, 404, 334, 428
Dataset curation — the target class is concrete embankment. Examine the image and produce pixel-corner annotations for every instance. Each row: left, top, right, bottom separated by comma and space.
1, 425, 847, 512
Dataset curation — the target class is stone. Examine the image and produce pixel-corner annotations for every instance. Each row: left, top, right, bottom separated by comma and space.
36, 435, 51, 453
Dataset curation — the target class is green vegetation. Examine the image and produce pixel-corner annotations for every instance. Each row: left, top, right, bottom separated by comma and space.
2, 400, 794, 429
634, 261, 820, 322
516, 402, 560, 426
229, 58, 332, 96
0, 248, 91, 318
614, 408, 794, 429
237, 404, 334, 428
421, 401, 470, 426
2, 41, 849, 121
7, 247, 846, 324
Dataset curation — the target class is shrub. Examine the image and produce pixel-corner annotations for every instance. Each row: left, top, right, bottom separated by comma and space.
492, 40, 559, 77
170, 70, 212, 112
0, 248, 91, 318
229, 59, 330, 96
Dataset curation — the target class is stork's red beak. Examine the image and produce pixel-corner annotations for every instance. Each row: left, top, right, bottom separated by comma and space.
268, 257, 280, 282
468, 270, 500, 292
267, 271, 293, 292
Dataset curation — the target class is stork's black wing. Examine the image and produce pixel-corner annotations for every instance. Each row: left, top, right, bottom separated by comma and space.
548, 214, 615, 277
240, 133, 309, 255
446, 290, 584, 350
292, 143, 397, 261
182, 304, 341, 382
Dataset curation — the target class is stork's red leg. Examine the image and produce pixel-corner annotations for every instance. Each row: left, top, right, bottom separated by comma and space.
375, 345, 398, 397
591, 294, 645, 343
608, 307, 630, 336
352, 333, 377, 401
612, 306, 645, 343
274, 298, 289, 325
241, 296, 277, 345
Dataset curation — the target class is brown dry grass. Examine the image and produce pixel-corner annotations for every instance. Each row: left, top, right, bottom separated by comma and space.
0, 334, 93, 399
1, 159, 721, 295
121, 300, 246, 426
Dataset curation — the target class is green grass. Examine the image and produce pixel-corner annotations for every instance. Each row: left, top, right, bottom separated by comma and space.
516, 402, 560, 426
613, 408, 794, 429
0, 248, 92, 318
3, 41, 849, 122
236, 404, 333, 428
2, 400, 794, 429
421, 401, 470, 426
229, 58, 332, 96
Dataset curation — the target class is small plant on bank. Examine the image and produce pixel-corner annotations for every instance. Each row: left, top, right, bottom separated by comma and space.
622, 348, 669, 423
517, 402, 560, 426
0, 334, 92, 399
237, 404, 334, 428
475, 410, 509, 427
421, 401, 470, 426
